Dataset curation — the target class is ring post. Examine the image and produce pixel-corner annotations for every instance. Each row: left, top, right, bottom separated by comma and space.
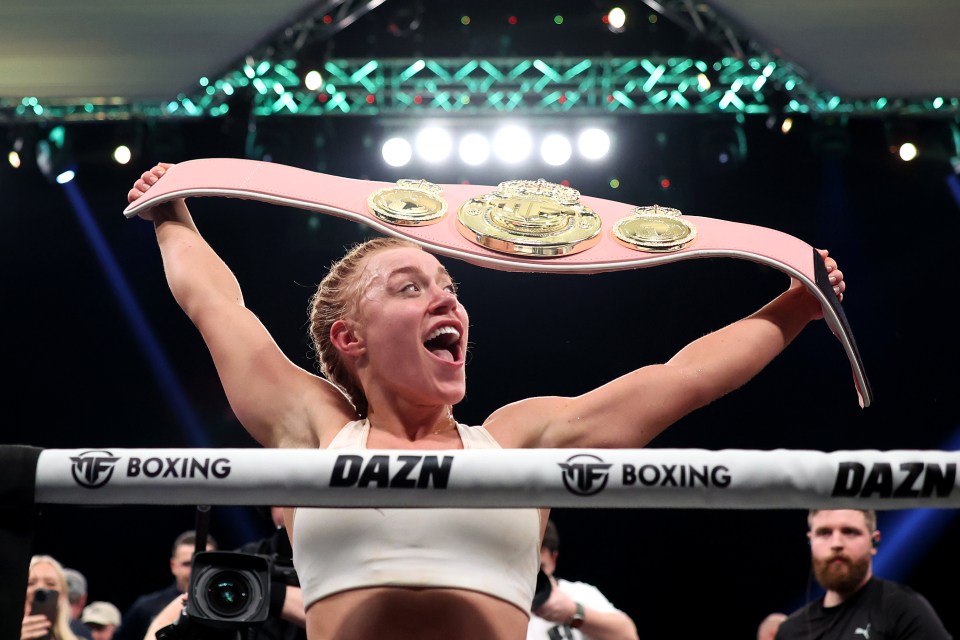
1, 445, 43, 639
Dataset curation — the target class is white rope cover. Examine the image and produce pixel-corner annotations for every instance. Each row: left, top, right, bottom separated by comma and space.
35, 448, 960, 509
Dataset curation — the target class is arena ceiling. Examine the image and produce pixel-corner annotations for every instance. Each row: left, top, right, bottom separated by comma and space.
705, 0, 960, 99
1, 0, 958, 116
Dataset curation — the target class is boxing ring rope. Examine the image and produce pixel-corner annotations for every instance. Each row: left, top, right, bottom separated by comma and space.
5, 446, 958, 637
31, 447, 960, 509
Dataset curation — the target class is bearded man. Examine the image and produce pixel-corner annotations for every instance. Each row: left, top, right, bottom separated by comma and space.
775, 509, 951, 640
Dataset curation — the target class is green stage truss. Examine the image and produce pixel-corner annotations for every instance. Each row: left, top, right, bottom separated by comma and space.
3, 56, 958, 123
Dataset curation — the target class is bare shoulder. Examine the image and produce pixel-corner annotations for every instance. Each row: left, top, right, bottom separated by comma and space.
482, 395, 566, 448
264, 374, 359, 449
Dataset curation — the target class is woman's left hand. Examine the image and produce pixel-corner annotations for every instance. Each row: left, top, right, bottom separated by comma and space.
790, 248, 845, 321
819, 248, 845, 302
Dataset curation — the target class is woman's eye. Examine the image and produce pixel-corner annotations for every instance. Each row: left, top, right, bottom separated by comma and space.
444, 284, 457, 294
401, 283, 420, 293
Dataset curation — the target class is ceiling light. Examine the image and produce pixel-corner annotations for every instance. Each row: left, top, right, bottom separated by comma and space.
541, 134, 572, 166
382, 137, 412, 167
459, 133, 490, 165
578, 128, 611, 160
493, 125, 532, 163
415, 127, 453, 163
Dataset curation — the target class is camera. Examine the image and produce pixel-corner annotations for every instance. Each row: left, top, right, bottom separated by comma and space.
186, 551, 271, 628
532, 568, 552, 608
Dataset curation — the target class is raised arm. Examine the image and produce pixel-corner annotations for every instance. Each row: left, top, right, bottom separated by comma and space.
128, 163, 354, 448
487, 251, 845, 449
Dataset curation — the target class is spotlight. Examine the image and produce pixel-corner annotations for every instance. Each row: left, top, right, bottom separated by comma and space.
304, 70, 323, 91
493, 125, 532, 164
577, 128, 611, 160
459, 133, 490, 166
55, 169, 76, 184
415, 127, 453, 163
898, 142, 918, 162
113, 145, 133, 165
884, 121, 928, 163
6, 128, 38, 171
541, 134, 572, 166
7, 134, 26, 168
382, 137, 412, 167
607, 7, 626, 32
36, 126, 75, 184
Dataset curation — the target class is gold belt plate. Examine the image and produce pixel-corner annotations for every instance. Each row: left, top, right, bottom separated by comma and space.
367, 179, 448, 226
456, 179, 602, 257
612, 205, 697, 252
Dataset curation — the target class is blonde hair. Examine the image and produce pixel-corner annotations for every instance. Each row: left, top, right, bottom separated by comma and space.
29, 555, 78, 640
308, 237, 422, 417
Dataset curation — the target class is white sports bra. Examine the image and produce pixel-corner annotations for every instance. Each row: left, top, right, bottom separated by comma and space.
290, 419, 542, 613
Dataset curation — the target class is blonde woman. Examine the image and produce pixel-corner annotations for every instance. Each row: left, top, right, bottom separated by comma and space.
130, 163, 845, 640
22, 555, 78, 640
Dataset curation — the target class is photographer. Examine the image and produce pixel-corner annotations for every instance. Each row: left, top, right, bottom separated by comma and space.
528, 521, 638, 640
145, 507, 305, 640
116, 531, 217, 640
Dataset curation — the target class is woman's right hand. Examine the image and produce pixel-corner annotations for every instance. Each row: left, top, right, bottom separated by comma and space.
127, 162, 175, 221
20, 613, 51, 640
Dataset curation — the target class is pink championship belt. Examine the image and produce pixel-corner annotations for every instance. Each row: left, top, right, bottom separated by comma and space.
123, 158, 871, 407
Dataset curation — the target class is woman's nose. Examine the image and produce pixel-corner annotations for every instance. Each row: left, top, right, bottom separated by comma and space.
429, 287, 457, 311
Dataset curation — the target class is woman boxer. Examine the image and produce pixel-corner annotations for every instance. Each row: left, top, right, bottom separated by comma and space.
130, 162, 845, 640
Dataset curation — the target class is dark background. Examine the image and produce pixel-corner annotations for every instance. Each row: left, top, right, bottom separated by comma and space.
3, 2, 959, 637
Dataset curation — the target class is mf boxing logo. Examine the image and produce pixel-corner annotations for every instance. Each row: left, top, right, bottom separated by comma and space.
69, 452, 233, 489
71, 451, 121, 489
559, 454, 613, 496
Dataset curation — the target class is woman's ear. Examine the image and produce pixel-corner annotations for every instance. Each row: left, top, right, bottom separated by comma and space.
330, 319, 364, 356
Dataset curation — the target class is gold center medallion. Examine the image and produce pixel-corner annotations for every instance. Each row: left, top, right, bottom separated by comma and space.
457, 179, 602, 257
367, 179, 447, 226
612, 204, 697, 253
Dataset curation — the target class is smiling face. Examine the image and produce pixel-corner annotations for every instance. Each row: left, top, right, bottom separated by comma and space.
343, 246, 468, 411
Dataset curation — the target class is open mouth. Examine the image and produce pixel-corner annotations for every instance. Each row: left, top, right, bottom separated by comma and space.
424, 325, 462, 363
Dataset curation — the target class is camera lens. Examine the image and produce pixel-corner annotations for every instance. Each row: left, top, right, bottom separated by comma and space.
205, 570, 251, 616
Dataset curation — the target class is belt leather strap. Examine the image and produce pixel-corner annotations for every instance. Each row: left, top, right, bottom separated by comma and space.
123, 158, 871, 407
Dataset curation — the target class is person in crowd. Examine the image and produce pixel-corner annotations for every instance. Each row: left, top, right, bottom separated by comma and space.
130, 162, 846, 640
756, 612, 786, 640
113, 530, 216, 640
22, 555, 79, 640
145, 506, 306, 640
527, 520, 638, 640
63, 568, 88, 620
775, 509, 952, 639
63, 568, 93, 640
80, 602, 122, 640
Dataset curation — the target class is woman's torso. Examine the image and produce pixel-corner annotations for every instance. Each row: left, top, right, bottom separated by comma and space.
288, 420, 544, 640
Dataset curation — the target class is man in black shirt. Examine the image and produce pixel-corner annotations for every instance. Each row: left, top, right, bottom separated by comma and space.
115, 530, 217, 640
776, 509, 951, 640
